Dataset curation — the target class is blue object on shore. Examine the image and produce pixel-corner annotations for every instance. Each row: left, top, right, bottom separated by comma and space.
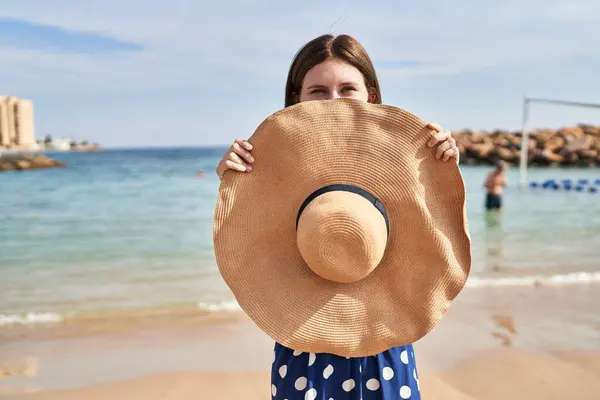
528, 178, 598, 194
541, 179, 556, 189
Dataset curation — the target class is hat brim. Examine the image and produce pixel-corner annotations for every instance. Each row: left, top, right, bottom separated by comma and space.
213, 99, 471, 356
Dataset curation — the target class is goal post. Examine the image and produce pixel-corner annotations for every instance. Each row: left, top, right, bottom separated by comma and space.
518, 96, 600, 188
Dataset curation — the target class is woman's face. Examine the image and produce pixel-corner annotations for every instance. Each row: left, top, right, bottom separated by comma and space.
298, 59, 373, 103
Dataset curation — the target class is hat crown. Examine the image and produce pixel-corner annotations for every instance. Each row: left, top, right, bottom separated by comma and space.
296, 191, 388, 283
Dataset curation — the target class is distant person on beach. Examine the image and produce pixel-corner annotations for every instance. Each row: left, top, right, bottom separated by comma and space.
484, 161, 508, 212
215, 34, 463, 400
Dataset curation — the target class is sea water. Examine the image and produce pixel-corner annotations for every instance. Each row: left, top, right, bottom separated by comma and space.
1, 148, 599, 326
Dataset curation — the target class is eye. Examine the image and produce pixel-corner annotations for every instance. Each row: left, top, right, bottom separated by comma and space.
310, 88, 326, 94
342, 86, 357, 92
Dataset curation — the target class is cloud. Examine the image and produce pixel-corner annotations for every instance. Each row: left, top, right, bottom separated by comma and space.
1, 0, 597, 92
0, 18, 142, 53
0, 0, 598, 146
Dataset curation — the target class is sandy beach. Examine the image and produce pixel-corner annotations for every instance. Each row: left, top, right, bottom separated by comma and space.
1, 282, 599, 399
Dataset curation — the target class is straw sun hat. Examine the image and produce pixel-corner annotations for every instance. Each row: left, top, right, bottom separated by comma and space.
213, 98, 471, 357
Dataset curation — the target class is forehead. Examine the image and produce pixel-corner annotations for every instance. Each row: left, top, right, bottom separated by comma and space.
302, 59, 364, 86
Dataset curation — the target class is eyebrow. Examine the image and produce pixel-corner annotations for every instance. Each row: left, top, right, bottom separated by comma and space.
305, 81, 360, 90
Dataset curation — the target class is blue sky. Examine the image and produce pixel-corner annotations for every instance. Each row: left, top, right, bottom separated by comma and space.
0, 0, 599, 147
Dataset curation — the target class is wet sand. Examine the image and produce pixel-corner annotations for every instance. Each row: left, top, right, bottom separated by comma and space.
1, 283, 599, 399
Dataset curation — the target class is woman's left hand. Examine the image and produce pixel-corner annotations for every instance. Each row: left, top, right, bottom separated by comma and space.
426, 122, 460, 163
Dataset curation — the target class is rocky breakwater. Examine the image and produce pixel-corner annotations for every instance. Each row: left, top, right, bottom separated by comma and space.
453, 124, 600, 167
0, 153, 67, 172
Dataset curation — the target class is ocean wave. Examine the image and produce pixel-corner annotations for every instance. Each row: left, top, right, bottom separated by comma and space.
466, 271, 600, 288
196, 299, 241, 312
2, 272, 599, 327
0, 301, 244, 327
0, 312, 63, 326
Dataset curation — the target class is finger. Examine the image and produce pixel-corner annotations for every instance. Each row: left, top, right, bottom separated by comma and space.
428, 130, 451, 147
232, 142, 255, 164
217, 158, 248, 178
226, 151, 251, 170
235, 138, 253, 151
441, 137, 458, 162
442, 147, 459, 162
435, 140, 453, 159
426, 122, 442, 132
224, 159, 249, 172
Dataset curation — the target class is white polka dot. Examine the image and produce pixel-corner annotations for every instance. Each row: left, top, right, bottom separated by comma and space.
400, 385, 412, 399
293, 350, 302, 356
382, 366, 394, 380
342, 379, 355, 392
413, 368, 418, 381
278, 365, 287, 378
271, 384, 277, 396
400, 350, 409, 365
308, 353, 316, 366
366, 378, 380, 391
323, 364, 334, 379
359, 364, 362, 373
295, 377, 307, 391
273, 350, 276, 363
305, 388, 317, 400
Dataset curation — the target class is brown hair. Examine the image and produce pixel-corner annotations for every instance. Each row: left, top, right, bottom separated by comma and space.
284, 34, 382, 107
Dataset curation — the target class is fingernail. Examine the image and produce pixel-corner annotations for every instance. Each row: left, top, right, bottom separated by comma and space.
247, 165, 252, 171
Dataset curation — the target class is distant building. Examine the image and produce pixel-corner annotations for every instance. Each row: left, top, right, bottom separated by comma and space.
0, 96, 36, 148
46, 138, 72, 152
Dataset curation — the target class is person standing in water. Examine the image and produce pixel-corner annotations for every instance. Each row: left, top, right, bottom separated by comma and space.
215, 33, 462, 400
483, 161, 508, 212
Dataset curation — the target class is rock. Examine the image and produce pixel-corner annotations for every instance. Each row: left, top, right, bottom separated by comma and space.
579, 124, 600, 136
532, 149, 564, 165
0, 153, 67, 172
578, 149, 598, 160
469, 143, 495, 159
15, 160, 31, 169
451, 123, 600, 167
495, 147, 519, 163
565, 136, 593, 152
545, 136, 566, 152
559, 127, 585, 140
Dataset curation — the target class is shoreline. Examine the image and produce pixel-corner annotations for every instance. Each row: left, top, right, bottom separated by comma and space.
1, 283, 599, 398
2, 270, 599, 338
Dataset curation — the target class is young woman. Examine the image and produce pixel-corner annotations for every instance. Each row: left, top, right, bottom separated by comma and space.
215, 34, 459, 400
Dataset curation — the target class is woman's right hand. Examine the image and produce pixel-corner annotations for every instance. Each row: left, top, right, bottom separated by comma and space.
216, 138, 255, 181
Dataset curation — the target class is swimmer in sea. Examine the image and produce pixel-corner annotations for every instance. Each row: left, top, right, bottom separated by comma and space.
483, 161, 508, 212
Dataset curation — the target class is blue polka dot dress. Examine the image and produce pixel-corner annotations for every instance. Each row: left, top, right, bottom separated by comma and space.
271, 342, 421, 399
